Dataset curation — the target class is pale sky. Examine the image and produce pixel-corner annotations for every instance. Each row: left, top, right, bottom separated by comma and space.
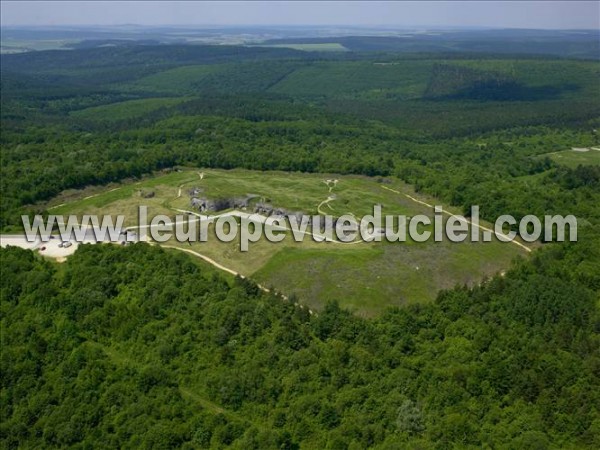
1, 1, 599, 29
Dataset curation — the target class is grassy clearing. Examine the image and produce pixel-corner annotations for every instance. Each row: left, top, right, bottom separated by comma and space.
166, 169, 431, 217
119, 65, 221, 94
51, 171, 199, 226
548, 148, 600, 168
256, 43, 349, 52
55, 168, 526, 315
0, 39, 76, 53
253, 238, 519, 317
70, 97, 186, 121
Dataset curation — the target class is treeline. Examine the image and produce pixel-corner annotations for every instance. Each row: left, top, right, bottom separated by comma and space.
0, 44, 309, 73
423, 63, 576, 101
2, 233, 599, 448
2, 104, 598, 230
261, 31, 600, 58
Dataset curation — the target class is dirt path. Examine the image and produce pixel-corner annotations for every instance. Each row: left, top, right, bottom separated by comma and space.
48, 187, 122, 209
317, 196, 336, 215
380, 185, 531, 252
47, 203, 67, 211
322, 179, 338, 193
82, 187, 121, 201
318, 178, 339, 213
161, 245, 312, 314
87, 340, 247, 424
162, 245, 240, 276
172, 208, 363, 246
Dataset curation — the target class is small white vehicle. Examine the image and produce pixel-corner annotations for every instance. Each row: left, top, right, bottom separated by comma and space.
62, 241, 73, 248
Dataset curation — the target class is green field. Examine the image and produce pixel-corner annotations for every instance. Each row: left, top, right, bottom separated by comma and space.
101, 58, 600, 103
89, 57, 600, 135
268, 60, 433, 99
52, 168, 528, 315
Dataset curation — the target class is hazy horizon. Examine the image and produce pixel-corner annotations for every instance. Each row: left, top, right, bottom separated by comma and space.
3, 24, 600, 32
2, 1, 599, 30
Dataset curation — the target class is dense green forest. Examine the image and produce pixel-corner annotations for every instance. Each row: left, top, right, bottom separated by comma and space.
2, 238, 599, 448
1, 37, 600, 448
